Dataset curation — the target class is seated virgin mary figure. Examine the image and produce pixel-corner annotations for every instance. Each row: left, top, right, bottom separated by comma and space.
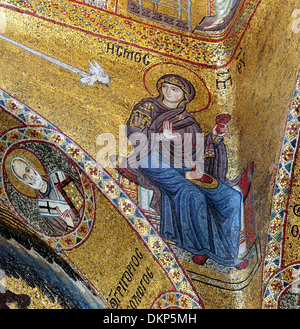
116, 74, 252, 270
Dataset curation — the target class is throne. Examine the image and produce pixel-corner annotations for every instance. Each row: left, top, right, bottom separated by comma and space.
115, 162, 261, 290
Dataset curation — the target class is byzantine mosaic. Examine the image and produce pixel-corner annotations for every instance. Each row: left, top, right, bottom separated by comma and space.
0, 0, 299, 310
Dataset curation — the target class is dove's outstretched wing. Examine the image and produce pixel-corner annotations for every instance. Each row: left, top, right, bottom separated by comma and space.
80, 60, 110, 86
88, 60, 105, 76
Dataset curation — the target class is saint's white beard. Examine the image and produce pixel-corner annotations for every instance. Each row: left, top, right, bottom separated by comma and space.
29, 174, 44, 190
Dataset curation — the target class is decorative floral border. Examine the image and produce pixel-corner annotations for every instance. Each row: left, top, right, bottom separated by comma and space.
261, 70, 300, 309
151, 290, 202, 309
0, 88, 203, 309
263, 263, 300, 308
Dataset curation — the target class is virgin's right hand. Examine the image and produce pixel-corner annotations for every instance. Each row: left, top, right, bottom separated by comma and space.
162, 121, 181, 140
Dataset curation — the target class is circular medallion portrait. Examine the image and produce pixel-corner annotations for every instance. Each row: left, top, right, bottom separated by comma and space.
2, 141, 86, 238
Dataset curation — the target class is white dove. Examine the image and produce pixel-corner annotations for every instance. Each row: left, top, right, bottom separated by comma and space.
80, 60, 111, 87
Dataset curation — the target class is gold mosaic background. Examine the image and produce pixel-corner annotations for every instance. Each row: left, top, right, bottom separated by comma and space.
0, 0, 299, 309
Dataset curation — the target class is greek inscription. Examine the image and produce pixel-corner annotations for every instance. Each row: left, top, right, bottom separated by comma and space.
106, 248, 148, 309
216, 69, 232, 90
293, 204, 300, 217
126, 267, 154, 309
291, 225, 300, 239
106, 42, 150, 65
236, 47, 246, 74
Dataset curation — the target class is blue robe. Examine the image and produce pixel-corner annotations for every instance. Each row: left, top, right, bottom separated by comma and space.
139, 149, 243, 267
124, 75, 245, 267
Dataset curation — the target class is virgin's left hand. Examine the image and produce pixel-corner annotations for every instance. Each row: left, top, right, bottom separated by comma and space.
212, 123, 229, 137
185, 170, 204, 180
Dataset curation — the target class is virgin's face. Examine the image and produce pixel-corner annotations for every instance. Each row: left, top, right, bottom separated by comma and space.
161, 83, 185, 108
